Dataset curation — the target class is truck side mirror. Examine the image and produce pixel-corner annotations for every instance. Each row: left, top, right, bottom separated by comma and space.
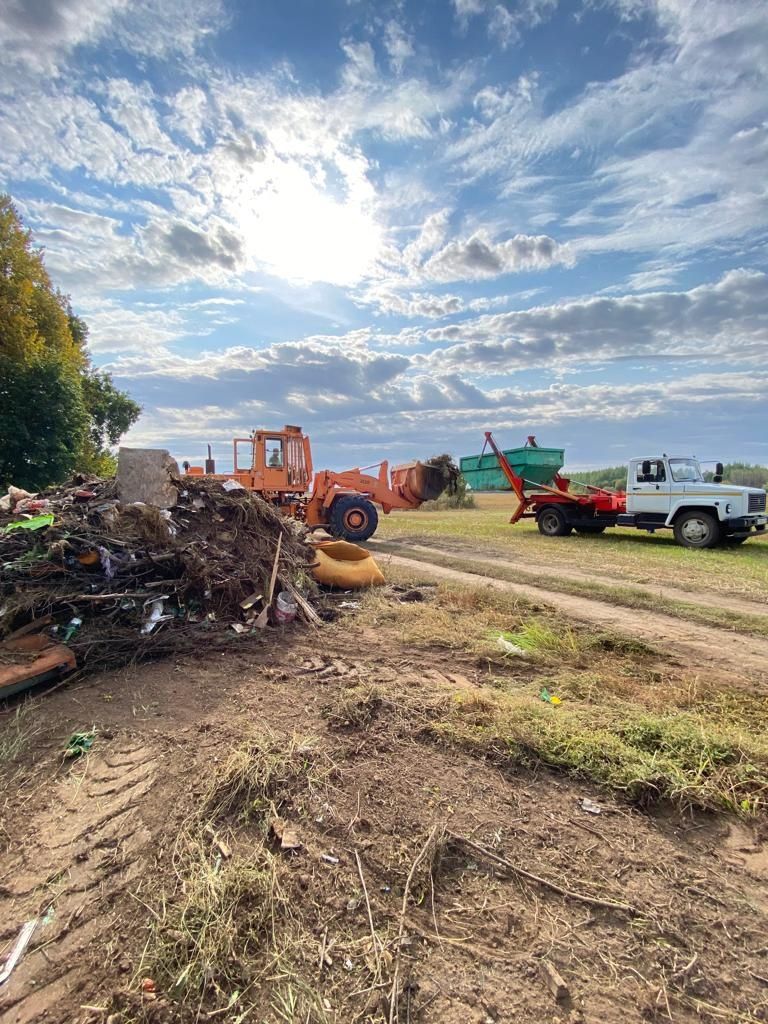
641, 460, 651, 477
714, 462, 723, 483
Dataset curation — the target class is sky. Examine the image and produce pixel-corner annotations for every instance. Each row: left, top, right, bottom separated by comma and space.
1, 0, 766, 473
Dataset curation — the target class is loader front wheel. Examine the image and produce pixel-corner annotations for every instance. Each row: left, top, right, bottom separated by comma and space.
537, 506, 573, 537
329, 496, 379, 542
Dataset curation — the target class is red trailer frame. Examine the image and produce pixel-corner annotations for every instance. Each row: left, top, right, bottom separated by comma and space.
481, 432, 626, 524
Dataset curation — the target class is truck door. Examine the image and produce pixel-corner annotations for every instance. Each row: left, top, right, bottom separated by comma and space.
627, 459, 671, 519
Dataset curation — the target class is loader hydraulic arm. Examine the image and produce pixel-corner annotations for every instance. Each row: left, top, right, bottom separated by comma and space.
312, 462, 423, 514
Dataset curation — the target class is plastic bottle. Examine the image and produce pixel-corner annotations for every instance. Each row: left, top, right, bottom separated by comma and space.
274, 591, 297, 624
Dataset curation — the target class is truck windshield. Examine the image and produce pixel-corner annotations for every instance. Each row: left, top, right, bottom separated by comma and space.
669, 459, 703, 483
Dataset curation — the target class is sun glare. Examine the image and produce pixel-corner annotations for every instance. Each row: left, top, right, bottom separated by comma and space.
234, 158, 382, 287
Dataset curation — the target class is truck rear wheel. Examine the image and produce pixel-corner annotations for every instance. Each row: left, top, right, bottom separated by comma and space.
329, 496, 379, 542
537, 506, 572, 537
673, 510, 720, 549
574, 524, 606, 534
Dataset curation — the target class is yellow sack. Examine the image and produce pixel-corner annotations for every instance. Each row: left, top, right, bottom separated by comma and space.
311, 540, 385, 589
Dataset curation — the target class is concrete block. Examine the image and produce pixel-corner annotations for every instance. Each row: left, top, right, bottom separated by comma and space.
117, 448, 181, 509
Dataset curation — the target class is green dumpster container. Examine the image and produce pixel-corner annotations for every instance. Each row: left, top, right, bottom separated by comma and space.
460, 445, 565, 491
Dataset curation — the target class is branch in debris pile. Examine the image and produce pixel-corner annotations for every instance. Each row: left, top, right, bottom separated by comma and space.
448, 832, 639, 916
285, 583, 322, 626
55, 592, 155, 602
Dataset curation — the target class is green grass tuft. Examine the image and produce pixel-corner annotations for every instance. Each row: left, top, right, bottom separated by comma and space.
431, 688, 768, 815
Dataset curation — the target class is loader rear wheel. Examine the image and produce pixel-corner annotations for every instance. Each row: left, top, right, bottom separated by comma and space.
673, 510, 720, 549
329, 496, 379, 542
537, 506, 573, 537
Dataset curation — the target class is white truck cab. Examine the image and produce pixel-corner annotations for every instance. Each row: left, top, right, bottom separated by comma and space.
619, 456, 767, 548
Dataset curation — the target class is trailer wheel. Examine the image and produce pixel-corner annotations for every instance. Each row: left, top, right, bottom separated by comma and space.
574, 524, 606, 534
537, 506, 573, 537
673, 510, 720, 549
329, 496, 379, 542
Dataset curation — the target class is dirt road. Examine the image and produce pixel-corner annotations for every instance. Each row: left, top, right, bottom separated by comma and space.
381, 550, 768, 686
372, 538, 768, 617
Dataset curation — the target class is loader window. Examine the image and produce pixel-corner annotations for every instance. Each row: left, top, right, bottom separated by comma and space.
266, 438, 284, 468
636, 460, 666, 484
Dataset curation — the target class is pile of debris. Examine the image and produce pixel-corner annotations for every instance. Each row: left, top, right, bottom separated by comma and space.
0, 473, 318, 693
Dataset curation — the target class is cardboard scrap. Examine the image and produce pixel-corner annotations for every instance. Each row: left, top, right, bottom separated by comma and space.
271, 816, 302, 850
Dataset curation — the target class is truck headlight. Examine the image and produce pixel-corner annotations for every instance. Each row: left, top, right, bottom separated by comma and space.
726, 503, 732, 514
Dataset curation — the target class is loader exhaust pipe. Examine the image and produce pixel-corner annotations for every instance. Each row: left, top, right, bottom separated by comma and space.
205, 444, 216, 475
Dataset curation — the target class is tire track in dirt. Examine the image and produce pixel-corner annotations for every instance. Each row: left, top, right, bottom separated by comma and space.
371, 539, 768, 617
0, 739, 159, 1024
384, 553, 768, 687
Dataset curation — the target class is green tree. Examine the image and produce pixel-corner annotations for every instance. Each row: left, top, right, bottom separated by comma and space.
704, 463, 768, 489
79, 368, 142, 476
0, 195, 140, 490
562, 465, 627, 490
0, 352, 88, 491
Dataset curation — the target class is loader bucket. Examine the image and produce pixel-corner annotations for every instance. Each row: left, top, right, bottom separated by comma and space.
392, 460, 458, 503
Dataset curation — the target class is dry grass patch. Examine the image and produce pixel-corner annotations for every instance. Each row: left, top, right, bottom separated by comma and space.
0, 699, 39, 769
355, 575, 536, 658
136, 732, 334, 1022
353, 576, 768, 816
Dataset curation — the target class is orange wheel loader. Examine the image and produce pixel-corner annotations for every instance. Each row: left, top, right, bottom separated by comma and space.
183, 425, 453, 542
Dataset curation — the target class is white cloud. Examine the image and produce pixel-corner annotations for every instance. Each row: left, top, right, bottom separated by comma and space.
383, 21, 415, 75
109, 330, 768, 469
0, 28, 480, 292
422, 232, 573, 282
621, 262, 688, 293
402, 210, 452, 269
0, 0, 126, 71
78, 296, 247, 353
422, 269, 768, 371
450, 1, 768, 261
453, 0, 558, 47
166, 86, 209, 148
361, 288, 464, 319
0, 0, 226, 71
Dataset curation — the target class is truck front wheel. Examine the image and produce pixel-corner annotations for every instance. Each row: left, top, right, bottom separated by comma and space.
329, 496, 379, 542
673, 511, 721, 549
537, 506, 573, 537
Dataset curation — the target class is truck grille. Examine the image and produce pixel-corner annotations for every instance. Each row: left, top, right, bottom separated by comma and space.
749, 492, 767, 513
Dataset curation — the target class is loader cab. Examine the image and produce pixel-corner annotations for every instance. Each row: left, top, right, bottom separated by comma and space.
235, 426, 313, 493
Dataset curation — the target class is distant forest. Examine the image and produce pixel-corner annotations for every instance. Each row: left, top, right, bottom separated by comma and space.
562, 462, 768, 491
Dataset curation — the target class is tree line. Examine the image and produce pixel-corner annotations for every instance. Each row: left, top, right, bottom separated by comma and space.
0, 196, 140, 491
563, 463, 768, 490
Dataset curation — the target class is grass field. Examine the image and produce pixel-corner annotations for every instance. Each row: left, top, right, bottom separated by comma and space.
354, 569, 768, 815
378, 491, 768, 601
